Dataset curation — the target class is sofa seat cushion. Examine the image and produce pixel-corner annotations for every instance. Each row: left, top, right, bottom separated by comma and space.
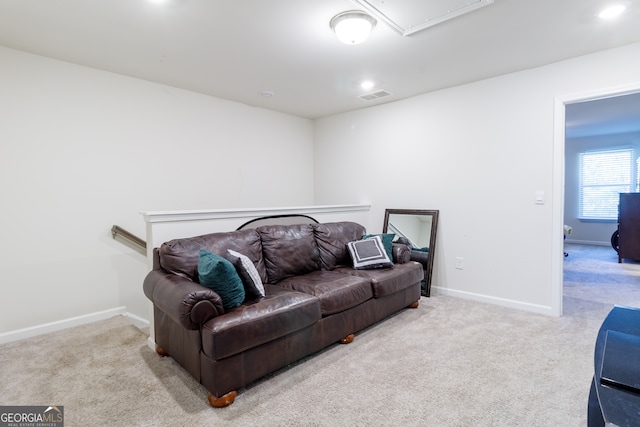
201, 285, 321, 360
334, 262, 424, 298
276, 270, 373, 316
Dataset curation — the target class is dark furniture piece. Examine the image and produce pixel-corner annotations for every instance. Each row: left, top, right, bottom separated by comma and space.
588, 305, 640, 426
143, 221, 423, 408
618, 193, 640, 263
382, 209, 439, 297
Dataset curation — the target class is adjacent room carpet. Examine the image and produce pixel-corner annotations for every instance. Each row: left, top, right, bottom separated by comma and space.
1, 243, 638, 426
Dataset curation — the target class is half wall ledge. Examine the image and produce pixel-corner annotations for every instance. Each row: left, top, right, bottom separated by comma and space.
141, 204, 371, 224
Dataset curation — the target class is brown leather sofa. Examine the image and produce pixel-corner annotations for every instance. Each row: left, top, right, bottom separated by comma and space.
143, 221, 423, 407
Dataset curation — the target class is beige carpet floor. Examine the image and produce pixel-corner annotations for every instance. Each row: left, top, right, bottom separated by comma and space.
1, 243, 639, 426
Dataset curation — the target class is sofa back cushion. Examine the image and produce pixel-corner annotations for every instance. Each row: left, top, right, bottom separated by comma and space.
257, 224, 320, 283
314, 222, 365, 270
158, 229, 267, 283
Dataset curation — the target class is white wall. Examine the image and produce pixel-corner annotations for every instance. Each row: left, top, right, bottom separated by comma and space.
4, 41, 640, 338
564, 131, 640, 245
0, 47, 315, 336
314, 42, 640, 315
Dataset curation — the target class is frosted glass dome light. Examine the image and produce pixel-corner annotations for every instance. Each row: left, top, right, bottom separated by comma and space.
330, 11, 377, 45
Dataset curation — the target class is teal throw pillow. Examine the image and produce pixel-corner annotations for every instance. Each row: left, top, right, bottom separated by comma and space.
198, 249, 245, 310
363, 233, 395, 261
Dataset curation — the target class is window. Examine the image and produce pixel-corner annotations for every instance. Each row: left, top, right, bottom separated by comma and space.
637, 156, 640, 192
579, 148, 634, 220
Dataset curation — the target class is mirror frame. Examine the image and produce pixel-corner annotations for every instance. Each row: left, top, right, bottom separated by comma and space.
382, 208, 439, 297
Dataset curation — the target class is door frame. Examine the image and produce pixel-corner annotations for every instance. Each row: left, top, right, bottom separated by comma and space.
552, 82, 640, 315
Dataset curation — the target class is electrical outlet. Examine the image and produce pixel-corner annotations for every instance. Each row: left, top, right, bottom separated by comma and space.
455, 257, 464, 270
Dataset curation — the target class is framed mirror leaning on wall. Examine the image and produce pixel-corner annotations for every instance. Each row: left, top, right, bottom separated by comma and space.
382, 209, 439, 297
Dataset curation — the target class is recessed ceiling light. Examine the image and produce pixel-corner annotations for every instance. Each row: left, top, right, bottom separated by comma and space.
598, 4, 626, 19
361, 81, 375, 90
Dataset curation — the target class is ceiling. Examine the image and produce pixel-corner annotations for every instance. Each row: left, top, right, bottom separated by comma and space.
565, 91, 640, 139
1, 0, 640, 129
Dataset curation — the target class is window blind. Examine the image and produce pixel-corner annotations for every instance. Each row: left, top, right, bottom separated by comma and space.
579, 148, 633, 220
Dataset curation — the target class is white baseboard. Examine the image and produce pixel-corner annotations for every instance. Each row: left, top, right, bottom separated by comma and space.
147, 336, 156, 351
432, 286, 556, 316
124, 312, 150, 330
565, 239, 610, 246
0, 307, 149, 345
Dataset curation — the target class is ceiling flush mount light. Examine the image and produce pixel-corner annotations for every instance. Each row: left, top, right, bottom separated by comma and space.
330, 11, 377, 45
598, 4, 626, 19
361, 80, 375, 90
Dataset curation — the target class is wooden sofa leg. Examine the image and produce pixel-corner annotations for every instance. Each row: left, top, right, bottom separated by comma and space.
208, 391, 237, 408
156, 346, 168, 356
340, 334, 355, 344
408, 301, 419, 308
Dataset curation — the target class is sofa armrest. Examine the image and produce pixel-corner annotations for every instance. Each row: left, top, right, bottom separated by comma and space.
143, 270, 225, 330
409, 249, 429, 267
392, 243, 412, 264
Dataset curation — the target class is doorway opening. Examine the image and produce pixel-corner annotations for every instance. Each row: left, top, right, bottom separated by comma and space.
555, 85, 640, 315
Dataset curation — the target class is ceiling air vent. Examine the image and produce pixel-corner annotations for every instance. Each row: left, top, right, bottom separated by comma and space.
359, 90, 392, 101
